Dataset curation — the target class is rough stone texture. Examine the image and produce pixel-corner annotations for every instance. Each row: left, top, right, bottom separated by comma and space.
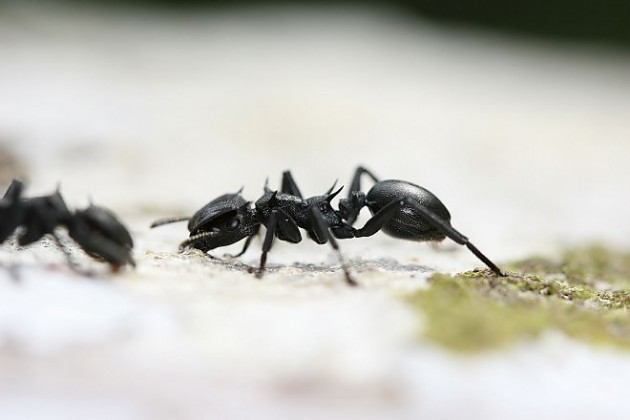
1, 4, 630, 419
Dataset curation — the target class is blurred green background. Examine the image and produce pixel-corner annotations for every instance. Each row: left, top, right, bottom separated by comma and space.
405, 0, 630, 46
14, 0, 628, 47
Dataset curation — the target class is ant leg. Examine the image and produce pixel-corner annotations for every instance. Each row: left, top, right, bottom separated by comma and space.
339, 167, 380, 226
338, 192, 366, 226
281, 170, 303, 198
402, 198, 504, 276
349, 166, 380, 195
255, 208, 300, 277
51, 233, 97, 276
224, 234, 253, 258
256, 211, 278, 278
354, 198, 505, 276
276, 208, 302, 243
224, 225, 260, 258
151, 216, 189, 228
2, 178, 23, 200
309, 208, 357, 287
280, 170, 339, 200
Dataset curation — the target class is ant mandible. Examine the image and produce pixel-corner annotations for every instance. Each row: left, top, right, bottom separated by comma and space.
0, 179, 135, 273
151, 166, 504, 286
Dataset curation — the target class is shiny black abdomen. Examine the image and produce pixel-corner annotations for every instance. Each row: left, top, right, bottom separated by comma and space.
366, 180, 451, 241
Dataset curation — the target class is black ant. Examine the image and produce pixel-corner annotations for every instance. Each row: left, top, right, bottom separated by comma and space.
151, 167, 504, 286
0, 179, 135, 273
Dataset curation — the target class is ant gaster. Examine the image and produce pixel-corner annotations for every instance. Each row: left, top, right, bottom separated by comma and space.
151, 167, 504, 286
0, 179, 135, 272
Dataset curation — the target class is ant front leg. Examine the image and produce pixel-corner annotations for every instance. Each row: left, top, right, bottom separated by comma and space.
353, 198, 505, 276
256, 208, 301, 279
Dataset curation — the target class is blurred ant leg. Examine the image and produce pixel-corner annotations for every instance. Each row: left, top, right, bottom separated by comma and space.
52, 233, 96, 277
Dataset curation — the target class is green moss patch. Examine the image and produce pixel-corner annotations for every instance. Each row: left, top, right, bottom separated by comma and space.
406, 245, 630, 352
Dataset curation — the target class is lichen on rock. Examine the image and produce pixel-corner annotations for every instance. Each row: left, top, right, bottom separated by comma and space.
406, 245, 630, 352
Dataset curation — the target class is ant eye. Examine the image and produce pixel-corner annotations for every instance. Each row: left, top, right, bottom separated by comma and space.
319, 204, 328, 212
230, 219, 240, 229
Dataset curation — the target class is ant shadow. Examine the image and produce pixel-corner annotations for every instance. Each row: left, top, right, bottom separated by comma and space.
194, 252, 434, 276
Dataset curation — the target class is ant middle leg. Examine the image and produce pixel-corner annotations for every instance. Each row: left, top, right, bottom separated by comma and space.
281, 170, 304, 198
255, 209, 301, 279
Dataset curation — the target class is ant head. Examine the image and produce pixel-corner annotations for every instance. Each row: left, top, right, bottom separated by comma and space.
184, 192, 258, 250
68, 204, 135, 269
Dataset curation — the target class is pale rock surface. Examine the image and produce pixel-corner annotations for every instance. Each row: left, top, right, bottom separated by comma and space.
1, 4, 630, 419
